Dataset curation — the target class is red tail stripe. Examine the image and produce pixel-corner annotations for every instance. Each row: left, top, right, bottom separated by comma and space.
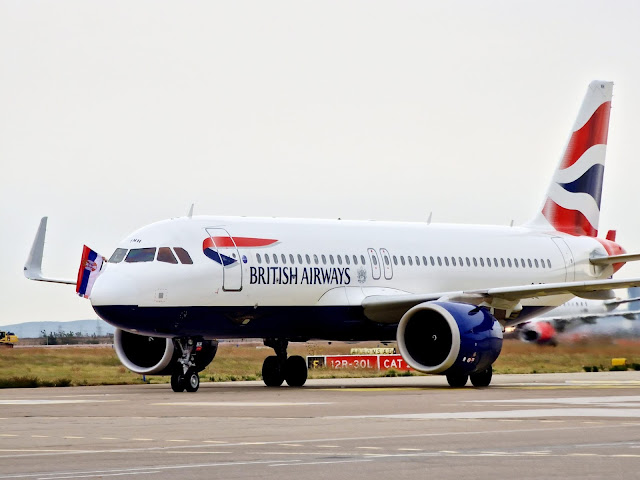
542, 198, 597, 237
560, 101, 611, 170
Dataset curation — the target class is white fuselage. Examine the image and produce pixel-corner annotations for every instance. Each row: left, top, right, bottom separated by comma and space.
89, 216, 616, 340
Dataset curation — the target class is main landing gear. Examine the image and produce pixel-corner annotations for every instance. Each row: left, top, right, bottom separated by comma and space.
445, 365, 493, 388
170, 337, 217, 392
261, 338, 308, 387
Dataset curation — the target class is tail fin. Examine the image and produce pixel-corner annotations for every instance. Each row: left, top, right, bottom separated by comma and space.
528, 81, 613, 236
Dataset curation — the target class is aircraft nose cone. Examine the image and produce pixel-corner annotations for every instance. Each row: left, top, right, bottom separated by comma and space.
89, 268, 141, 306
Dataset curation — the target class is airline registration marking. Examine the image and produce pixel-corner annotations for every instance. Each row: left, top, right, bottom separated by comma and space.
250, 267, 351, 285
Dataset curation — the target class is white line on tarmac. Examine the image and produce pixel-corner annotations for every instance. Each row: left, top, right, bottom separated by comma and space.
151, 402, 331, 407
327, 408, 640, 420
0, 400, 120, 405
0, 460, 305, 479
0, 424, 634, 459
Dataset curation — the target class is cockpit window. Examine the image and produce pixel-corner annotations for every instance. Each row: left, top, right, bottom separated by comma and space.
109, 248, 128, 263
125, 248, 156, 263
157, 247, 178, 264
174, 248, 193, 264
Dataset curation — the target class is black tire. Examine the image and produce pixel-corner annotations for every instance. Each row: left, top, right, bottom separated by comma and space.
446, 372, 469, 388
470, 366, 493, 387
262, 355, 285, 387
171, 372, 185, 392
285, 355, 308, 387
185, 369, 200, 392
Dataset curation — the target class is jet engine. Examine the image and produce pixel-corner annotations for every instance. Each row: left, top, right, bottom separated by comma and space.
114, 329, 217, 375
517, 321, 557, 346
397, 302, 503, 375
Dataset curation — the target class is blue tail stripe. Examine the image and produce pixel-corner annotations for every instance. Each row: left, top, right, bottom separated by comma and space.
558, 163, 604, 208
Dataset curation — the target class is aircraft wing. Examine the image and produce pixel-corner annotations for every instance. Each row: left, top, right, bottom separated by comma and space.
23, 217, 76, 285
539, 309, 640, 327
362, 277, 640, 324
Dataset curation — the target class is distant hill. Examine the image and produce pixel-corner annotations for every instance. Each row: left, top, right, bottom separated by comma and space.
0, 319, 115, 339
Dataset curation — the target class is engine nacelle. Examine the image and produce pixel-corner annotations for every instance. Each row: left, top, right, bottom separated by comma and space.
397, 302, 503, 375
114, 329, 218, 375
518, 321, 557, 345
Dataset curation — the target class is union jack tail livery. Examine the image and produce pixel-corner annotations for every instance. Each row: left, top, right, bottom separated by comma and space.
529, 80, 613, 237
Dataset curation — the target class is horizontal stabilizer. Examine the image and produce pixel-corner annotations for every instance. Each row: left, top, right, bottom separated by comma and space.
23, 217, 76, 285
590, 253, 640, 266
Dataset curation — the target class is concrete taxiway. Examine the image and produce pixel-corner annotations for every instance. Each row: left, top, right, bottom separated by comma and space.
1, 372, 640, 479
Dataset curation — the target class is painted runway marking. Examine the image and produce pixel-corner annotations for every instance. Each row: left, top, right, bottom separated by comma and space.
468, 395, 640, 407
328, 408, 640, 420
0, 400, 119, 406
151, 402, 331, 407
0, 424, 635, 460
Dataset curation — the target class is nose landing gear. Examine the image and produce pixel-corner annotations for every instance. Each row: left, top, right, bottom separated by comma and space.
262, 338, 308, 387
170, 337, 217, 392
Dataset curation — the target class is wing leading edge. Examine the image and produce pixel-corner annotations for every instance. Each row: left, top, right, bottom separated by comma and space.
362, 277, 640, 325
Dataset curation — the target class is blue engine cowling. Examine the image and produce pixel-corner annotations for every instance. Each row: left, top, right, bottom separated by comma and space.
397, 301, 503, 375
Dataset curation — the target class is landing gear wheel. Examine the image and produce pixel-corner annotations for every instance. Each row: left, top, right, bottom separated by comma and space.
285, 355, 308, 387
446, 372, 469, 388
185, 369, 200, 392
171, 372, 185, 392
470, 366, 492, 387
262, 355, 285, 387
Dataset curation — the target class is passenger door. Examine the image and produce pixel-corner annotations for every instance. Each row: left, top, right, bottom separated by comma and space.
367, 248, 381, 280
379, 248, 393, 280
205, 228, 243, 291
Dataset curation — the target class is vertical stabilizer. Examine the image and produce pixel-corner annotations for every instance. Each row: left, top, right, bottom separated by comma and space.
528, 81, 613, 236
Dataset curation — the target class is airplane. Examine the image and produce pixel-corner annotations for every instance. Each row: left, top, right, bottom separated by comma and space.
515, 287, 640, 345
24, 80, 640, 392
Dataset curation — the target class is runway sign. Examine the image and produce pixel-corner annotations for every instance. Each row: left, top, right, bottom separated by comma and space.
307, 354, 412, 371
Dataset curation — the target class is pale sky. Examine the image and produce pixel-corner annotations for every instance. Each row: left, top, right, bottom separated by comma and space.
2, 1, 640, 326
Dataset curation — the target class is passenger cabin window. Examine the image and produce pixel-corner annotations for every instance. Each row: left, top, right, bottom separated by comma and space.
393, 256, 398, 266
281, 254, 286, 264
273, 254, 278, 264
125, 248, 156, 263
401, 256, 405, 266
265, 255, 270, 264
109, 248, 128, 263
289, 254, 295, 264
361, 255, 366, 265
321, 255, 327, 265
547, 259, 552, 268
423, 256, 428, 265
338, 255, 343, 265
353, 255, 358, 265
408, 256, 413, 266
297, 254, 303, 264
345, 255, 350, 265
329, 255, 334, 264
314, 254, 319, 265
256, 253, 262, 264
174, 248, 193, 264
157, 247, 178, 264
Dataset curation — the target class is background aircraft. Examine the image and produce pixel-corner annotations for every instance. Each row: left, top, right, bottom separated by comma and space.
515, 287, 640, 345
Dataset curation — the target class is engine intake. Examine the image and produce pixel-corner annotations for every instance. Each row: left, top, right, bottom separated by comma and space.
114, 329, 217, 375
397, 302, 503, 375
